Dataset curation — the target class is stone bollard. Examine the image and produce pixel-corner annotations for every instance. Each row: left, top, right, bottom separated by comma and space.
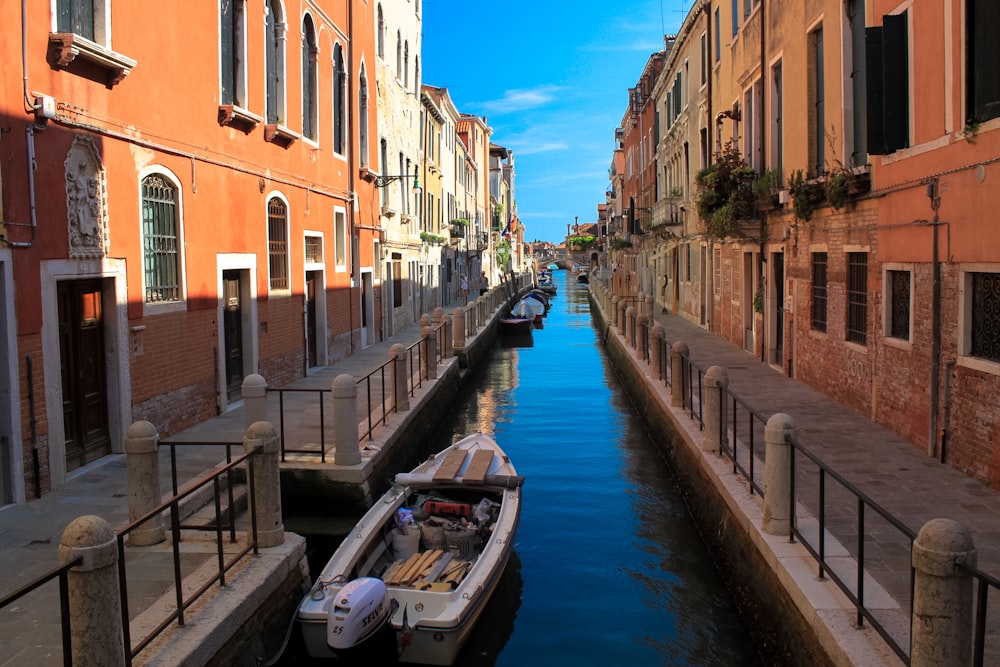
670, 341, 689, 407
611, 296, 620, 329
432, 306, 443, 326
645, 293, 654, 320
911, 518, 976, 667
390, 344, 409, 412
442, 314, 454, 358
703, 366, 729, 453
243, 421, 285, 547
60, 516, 126, 666
651, 325, 665, 380
762, 413, 795, 535
625, 306, 635, 345
242, 373, 268, 430
125, 421, 165, 546
331, 374, 361, 466
453, 307, 466, 349
422, 319, 438, 380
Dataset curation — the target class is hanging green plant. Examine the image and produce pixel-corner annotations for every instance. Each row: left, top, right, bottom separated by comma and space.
495, 239, 511, 269
752, 288, 764, 314
788, 169, 815, 222
825, 172, 848, 210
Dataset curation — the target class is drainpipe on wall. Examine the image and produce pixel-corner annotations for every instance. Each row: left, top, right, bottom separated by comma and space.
928, 178, 942, 458
5, 0, 41, 249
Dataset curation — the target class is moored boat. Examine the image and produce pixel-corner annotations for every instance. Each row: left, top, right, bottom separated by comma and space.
297, 433, 522, 665
499, 316, 534, 334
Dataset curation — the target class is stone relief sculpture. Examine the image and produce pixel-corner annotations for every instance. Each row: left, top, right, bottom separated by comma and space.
65, 136, 109, 258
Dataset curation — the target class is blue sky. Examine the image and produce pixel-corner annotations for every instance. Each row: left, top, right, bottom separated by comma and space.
421, 1, 691, 244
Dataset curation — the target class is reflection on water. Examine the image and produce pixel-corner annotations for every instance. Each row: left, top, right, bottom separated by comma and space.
283, 271, 759, 666
427, 272, 761, 666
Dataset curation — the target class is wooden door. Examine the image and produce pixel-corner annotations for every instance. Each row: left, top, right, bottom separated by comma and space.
58, 280, 110, 471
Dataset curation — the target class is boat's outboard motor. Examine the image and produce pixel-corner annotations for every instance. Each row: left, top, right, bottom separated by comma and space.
326, 577, 392, 650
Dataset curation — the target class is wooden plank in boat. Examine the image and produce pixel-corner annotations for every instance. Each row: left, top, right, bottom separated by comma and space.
462, 449, 494, 483
433, 449, 468, 481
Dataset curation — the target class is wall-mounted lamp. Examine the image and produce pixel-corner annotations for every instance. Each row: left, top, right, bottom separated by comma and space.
373, 165, 421, 192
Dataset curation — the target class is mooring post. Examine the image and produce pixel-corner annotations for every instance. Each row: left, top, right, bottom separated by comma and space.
625, 306, 635, 345
703, 366, 729, 453
243, 421, 285, 547
670, 341, 689, 407
60, 515, 126, 667
124, 420, 164, 546
762, 413, 795, 535
911, 518, 976, 667
242, 373, 268, 430
390, 344, 409, 412
442, 314, 453, 358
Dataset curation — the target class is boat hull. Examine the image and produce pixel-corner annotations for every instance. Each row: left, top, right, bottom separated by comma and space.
297, 433, 521, 665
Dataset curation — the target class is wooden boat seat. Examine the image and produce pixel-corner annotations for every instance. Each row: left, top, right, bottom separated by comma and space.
433, 449, 468, 481
462, 449, 494, 483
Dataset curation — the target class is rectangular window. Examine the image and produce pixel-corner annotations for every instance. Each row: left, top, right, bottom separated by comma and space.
142, 175, 180, 303
700, 33, 707, 85
305, 235, 323, 264
334, 209, 347, 269
967, 0, 1000, 123
811, 253, 827, 332
268, 198, 289, 290
220, 0, 246, 107
888, 270, 911, 340
809, 27, 825, 176
714, 9, 721, 61
57, 0, 95, 40
847, 252, 868, 344
866, 12, 910, 154
731, 0, 738, 36
970, 272, 1000, 362
770, 60, 783, 175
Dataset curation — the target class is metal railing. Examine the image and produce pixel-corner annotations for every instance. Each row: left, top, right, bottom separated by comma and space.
0, 556, 82, 665
120, 443, 259, 663
599, 277, 998, 665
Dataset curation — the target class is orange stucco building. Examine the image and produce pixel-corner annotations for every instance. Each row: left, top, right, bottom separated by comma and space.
0, 0, 381, 500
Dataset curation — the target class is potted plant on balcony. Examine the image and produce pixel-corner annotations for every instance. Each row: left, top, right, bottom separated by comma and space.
695, 141, 757, 238
754, 168, 783, 211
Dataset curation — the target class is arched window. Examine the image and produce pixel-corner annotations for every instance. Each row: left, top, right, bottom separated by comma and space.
141, 173, 181, 303
301, 14, 318, 141
359, 67, 369, 167
333, 43, 345, 154
404, 41, 409, 88
414, 56, 420, 94
377, 5, 385, 58
396, 31, 402, 78
267, 196, 289, 291
264, 0, 286, 125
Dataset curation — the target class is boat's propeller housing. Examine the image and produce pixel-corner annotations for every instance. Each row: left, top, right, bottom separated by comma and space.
326, 577, 392, 650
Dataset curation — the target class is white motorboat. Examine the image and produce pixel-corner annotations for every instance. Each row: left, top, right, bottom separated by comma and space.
297, 433, 522, 665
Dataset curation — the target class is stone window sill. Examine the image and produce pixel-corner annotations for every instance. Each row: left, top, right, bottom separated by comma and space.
48, 33, 136, 87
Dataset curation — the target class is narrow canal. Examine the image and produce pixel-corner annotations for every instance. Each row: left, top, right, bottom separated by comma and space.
288, 269, 761, 665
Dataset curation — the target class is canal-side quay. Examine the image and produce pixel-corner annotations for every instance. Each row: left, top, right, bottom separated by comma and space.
2, 269, 998, 666
0, 278, 530, 667
590, 273, 1000, 667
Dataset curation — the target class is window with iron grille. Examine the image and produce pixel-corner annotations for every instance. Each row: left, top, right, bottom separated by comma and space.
305, 235, 322, 264
811, 252, 827, 331
847, 252, 868, 344
268, 198, 289, 290
970, 272, 1000, 362
142, 175, 181, 303
888, 269, 911, 340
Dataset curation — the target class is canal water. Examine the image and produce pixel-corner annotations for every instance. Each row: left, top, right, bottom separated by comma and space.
286, 269, 761, 665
